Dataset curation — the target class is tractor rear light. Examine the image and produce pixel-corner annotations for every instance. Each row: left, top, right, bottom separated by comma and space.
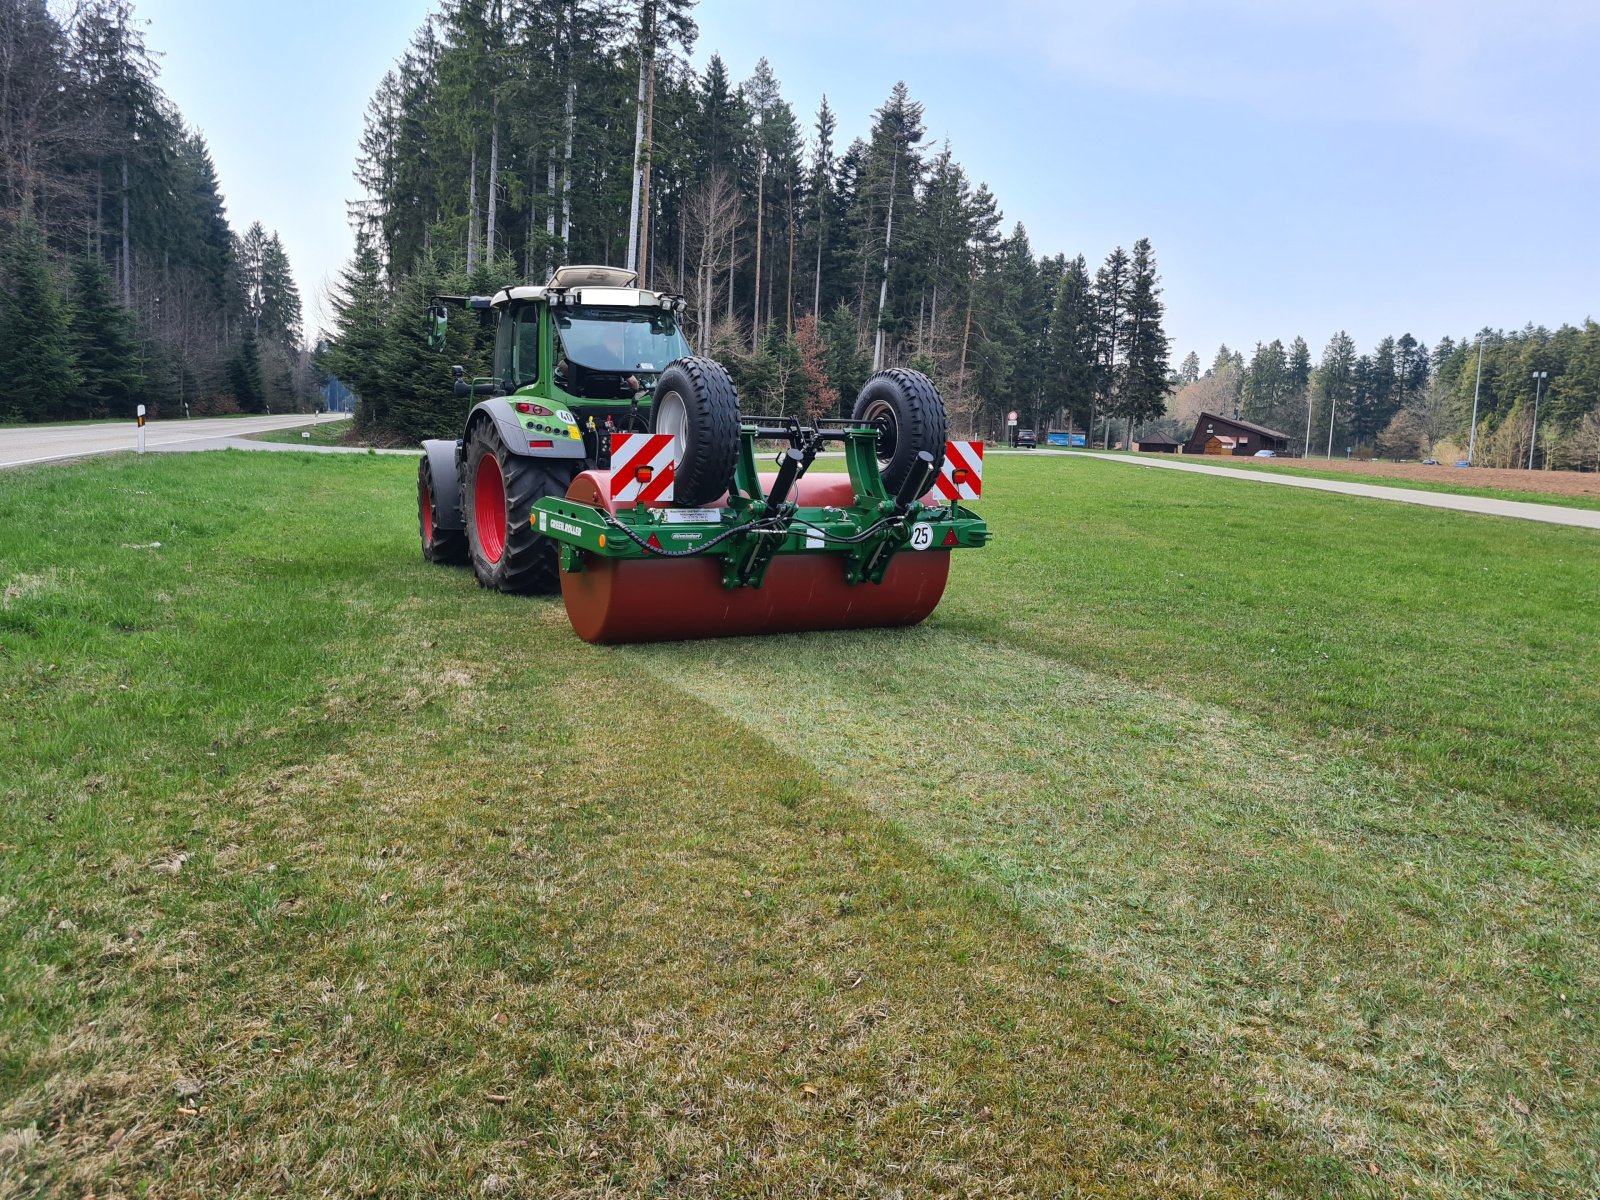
514, 402, 554, 416
528, 438, 554, 448
634, 465, 653, 484
952, 468, 970, 485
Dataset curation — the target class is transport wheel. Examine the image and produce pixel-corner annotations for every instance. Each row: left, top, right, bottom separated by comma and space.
418, 455, 467, 564
852, 368, 948, 493
463, 421, 574, 593
651, 356, 740, 506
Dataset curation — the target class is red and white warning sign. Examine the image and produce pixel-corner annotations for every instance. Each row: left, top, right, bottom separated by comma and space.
608, 432, 677, 505
933, 440, 984, 501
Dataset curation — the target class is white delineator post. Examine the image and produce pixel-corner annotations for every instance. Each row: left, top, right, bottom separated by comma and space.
136, 404, 146, 454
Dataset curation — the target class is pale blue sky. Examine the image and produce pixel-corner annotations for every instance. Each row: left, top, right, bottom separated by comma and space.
136, 0, 1598, 364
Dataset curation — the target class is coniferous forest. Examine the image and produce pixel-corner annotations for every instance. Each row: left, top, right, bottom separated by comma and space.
0, 0, 316, 423
324, 0, 1173, 446
4, 0, 1596, 469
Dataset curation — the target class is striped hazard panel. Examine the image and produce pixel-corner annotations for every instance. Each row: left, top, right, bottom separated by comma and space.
933, 440, 984, 501
608, 432, 677, 505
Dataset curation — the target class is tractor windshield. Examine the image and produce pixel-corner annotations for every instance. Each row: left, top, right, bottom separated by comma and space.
554, 306, 687, 375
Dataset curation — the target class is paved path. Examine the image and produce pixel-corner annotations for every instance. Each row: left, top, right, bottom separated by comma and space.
0, 415, 357, 469
1071, 451, 1600, 531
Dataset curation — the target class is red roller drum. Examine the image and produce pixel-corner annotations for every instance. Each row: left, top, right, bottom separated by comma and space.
558, 470, 951, 644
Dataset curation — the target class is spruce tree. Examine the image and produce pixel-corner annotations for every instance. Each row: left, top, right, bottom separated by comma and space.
1046, 255, 1095, 434
1116, 238, 1171, 442
324, 232, 392, 432
68, 255, 144, 417
227, 331, 267, 412
0, 210, 82, 422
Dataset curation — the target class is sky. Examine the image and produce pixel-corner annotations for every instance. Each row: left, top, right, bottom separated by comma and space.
134, 0, 1599, 365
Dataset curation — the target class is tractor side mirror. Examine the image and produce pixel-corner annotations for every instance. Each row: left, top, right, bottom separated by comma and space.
426, 305, 449, 352
452, 364, 469, 398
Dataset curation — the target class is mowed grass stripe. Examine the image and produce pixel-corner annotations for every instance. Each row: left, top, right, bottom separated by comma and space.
632, 627, 1599, 1198
1, 452, 1349, 1196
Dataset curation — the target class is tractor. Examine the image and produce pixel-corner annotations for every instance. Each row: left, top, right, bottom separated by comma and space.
418, 264, 989, 643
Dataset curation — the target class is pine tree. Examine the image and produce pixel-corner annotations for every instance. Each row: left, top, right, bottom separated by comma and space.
1046, 255, 1095, 434
227, 330, 267, 412
1116, 237, 1170, 442
793, 313, 837, 421
1091, 246, 1130, 446
0, 209, 82, 422
323, 230, 391, 433
1178, 351, 1201, 385
68, 254, 144, 417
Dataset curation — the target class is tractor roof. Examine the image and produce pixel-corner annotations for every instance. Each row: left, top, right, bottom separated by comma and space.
549, 264, 638, 288
491, 284, 668, 308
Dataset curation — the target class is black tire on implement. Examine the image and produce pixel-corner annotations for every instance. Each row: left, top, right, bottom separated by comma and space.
417, 455, 468, 565
650, 356, 740, 507
463, 420, 574, 593
851, 368, 948, 494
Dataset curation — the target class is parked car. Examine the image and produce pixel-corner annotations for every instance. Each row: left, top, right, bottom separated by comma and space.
1454, 460, 1472, 468
1015, 428, 1037, 449
1422, 458, 1439, 466
1253, 449, 1276, 458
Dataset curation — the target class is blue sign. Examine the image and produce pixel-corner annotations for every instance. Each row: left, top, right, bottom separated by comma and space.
1047, 431, 1085, 447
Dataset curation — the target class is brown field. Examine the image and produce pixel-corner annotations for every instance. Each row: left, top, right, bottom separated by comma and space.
1212, 454, 1600, 500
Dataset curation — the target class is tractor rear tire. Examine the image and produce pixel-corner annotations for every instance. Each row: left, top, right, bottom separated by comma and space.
418, 455, 468, 564
852, 368, 947, 494
463, 421, 574, 594
650, 356, 740, 506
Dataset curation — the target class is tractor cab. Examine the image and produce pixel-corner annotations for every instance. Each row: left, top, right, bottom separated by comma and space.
430, 265, 691, 431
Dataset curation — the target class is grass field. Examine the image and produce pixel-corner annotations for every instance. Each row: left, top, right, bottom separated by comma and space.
2, 450, 1596, 1197
248, 416, 355, 447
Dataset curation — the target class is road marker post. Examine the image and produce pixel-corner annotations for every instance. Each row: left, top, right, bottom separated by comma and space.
136, 405, 146, 454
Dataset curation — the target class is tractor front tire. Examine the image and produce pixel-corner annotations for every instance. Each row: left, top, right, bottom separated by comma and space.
852, 368, 948, 494
418, 455, 468, 564
650, 356, 741, 506
463, 422, 573, 594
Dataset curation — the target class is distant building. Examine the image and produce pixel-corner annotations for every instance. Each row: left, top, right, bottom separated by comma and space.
1134, 435, 1180, 453
1184, 411, 1292, 457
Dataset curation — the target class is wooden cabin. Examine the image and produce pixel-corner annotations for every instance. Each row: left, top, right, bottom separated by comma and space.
1185, 412, 1293, 457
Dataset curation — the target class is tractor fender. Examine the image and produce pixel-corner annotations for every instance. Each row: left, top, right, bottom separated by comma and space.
466, 397, 587, 461
420, 438, 464, 529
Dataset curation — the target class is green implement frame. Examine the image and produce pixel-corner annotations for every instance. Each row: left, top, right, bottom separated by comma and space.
530, 421, 989, 591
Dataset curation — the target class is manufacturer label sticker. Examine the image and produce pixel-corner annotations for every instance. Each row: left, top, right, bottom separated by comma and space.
660, 508, 722, 524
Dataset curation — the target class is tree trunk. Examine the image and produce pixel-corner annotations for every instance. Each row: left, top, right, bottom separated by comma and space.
466, 143, 479, 274
751, 151, 764, 351
785, 176, 795, 334
637, 36, 656, 284
120, 156, 130, 306
562, 78, 575, 249
625, 37, 646, 272
485, 106, 499, 267
872, 146, 898, 372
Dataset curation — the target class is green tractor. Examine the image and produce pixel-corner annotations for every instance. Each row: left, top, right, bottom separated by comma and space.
418, 264, 989, 643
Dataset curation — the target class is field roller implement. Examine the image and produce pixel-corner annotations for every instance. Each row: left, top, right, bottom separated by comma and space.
539, 419, 989, 643
415, 265, 989, 644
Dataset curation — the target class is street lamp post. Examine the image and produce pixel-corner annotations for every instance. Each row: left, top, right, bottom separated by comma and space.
1528, 370, 1548, 470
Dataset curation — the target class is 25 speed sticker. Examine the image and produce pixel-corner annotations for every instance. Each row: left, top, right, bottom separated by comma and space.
908, 522, 934, 550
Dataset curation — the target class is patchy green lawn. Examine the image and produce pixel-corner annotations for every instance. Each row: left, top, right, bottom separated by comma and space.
248, 416, 356, 446
1, 449, 1595, 1198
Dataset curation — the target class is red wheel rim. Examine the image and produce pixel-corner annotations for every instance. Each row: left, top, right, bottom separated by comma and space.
420, 480, 434, 544
474, 452, 507, 564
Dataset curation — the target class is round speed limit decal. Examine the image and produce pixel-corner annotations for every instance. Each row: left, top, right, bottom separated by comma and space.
909, 522, 934, 551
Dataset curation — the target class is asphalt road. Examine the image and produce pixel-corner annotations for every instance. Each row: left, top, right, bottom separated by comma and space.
1068, 450, 1600, 531
0, 414, 344, 469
